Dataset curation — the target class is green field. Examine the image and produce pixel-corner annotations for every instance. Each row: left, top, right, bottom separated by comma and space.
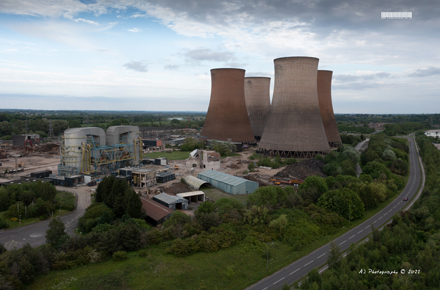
143, 151, 191, 160
0, 191, 75, 229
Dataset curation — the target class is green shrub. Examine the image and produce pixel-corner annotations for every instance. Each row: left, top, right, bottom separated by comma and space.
0, 217, 8, 229
112, 251, 127, 261
139, 250, 148, 257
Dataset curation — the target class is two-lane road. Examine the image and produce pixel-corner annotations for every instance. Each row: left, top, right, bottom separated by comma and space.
247, 135, 423, 290
0, 186, 92, 250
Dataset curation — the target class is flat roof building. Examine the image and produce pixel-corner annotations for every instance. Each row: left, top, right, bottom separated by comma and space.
140, 197, 173, 226
153, 192, 188, 210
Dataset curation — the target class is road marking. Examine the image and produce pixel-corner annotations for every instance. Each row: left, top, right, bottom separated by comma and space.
349, 235, 355, 239
378, 216, 382, 220
317, 253, 326, 259
393, 206, 396, 209
290, 268, 300, 275
339, 240, 346, 245
389, 210, 392, 213
304, 260, 314, 267
262, 288, 267, 290
273, 277, 285, 284
365, 226, 369, 229
358, 230, 363, 234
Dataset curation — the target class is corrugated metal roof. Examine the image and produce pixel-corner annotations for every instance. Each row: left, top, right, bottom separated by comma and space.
177, 191, 205, 198
154, 192, 185, 204
198, 170, 248, 186
184, 175, 209, 189
140, 197, 173, 221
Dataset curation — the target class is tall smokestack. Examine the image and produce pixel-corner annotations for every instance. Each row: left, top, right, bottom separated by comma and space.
201, 68, 255, 143
258, 57, 330, 158
317, 70, 342, 147
244, 77, 271, 140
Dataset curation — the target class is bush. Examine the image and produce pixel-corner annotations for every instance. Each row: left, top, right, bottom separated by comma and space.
0, 216, 8, 229
139, 249, 148, 257
112, 251, 127, 261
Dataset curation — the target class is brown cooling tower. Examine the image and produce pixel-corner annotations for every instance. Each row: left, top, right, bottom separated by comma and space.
258, 57, 330, 158
317, 70, 342, 148
200, 68, 255, 143
244, 77, 271, 140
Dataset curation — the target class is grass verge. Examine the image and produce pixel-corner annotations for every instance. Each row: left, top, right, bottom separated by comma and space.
143, 151, 191, 160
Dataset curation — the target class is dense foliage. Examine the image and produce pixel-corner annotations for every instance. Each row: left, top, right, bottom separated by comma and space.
179, 137, 205, 151
294, 134, 440, 290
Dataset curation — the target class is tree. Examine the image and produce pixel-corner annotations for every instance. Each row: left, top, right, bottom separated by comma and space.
0, 243, 7, 254
248, 186, 287, 208
196, 201, 215, 215
327, 242, 342, 269
45, 218, 68, 248
124, 189, 143, 219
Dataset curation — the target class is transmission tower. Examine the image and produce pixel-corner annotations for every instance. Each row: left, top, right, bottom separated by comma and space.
48, 120, 54, 137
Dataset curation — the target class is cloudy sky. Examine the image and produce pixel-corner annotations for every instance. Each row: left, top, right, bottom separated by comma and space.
0, 0, 439, 113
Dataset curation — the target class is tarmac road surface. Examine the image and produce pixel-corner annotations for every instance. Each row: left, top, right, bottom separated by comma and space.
246, 135, 424, 290
0, 186, 92, 250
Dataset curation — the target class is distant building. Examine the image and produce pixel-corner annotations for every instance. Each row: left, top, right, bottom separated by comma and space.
198, 170, 258, 195
156, 171, 175, 183
425, 130, 440, 138
12, 134, 40, 147
186, 150, 221, 171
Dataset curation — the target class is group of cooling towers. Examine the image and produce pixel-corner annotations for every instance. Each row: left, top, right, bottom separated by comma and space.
199, 56, 343, 158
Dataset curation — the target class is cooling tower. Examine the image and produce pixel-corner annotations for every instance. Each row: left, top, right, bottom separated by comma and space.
317, 70, 342, 148
258, 57, 330, 158
244, 77, 271, 140
200, 68, 255, 143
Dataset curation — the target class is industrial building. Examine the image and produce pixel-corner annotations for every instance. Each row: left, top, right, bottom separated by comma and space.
200, 68, 256, 143
244, 77, 271, 140
176, 191, 205, 204
258, 57, 331, 158
153, 192, 188, 210
30, 170, 52, 179
142, 139, 162, 148
185, 150, 221, 170
317, 70, 342, 148
13, 134, 40, 147
198, 170, 258, 194
140, 197, 173, 226
58, 126, 142, 176
156, 172, 175, 183
184, 175, 210, 190
425, 130, 440, 138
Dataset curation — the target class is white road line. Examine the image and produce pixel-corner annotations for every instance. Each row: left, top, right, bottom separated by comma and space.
304, 260, 314, 267
339, 240, 346, 245
317, 253, 326, 259
263, 288, 267, 290
378, 216, 382, 220
393, 206, 396, 208
273, 277, 285, 285
349, 235, 355, 239
358, 230, 363, 234
290, 268, 300, 275
365, 226, 369, 229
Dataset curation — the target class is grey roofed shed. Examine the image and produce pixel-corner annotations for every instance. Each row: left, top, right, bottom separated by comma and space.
197, 170, 259, 195
153, 192, 188, 210
184, 175, 210, 190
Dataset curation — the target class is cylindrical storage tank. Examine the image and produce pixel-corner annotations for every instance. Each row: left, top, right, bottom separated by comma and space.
200, 68, 255, 143
258, 57, 330, 158
244, 77, 271, 140
317, 70, 342, 148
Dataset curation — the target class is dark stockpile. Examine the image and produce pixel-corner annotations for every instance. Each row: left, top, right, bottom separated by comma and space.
163, 182, 191, 194
35, 143, 60, 154
273, 159, 326, 180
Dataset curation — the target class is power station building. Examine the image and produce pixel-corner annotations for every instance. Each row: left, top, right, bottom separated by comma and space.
58, 126, 142, 176
258, 57, 331, 158
244, 77, 271, 140
317, 70, 342, 147
200, 68, 255, 144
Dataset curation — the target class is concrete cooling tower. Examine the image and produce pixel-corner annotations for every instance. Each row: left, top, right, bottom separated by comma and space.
258, 57, 330, 158
200, 68, 255, 143
244, 77, 271, 140
317, 70, 342, 147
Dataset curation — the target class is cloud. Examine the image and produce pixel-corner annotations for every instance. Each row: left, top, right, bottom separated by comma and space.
164, 64, 179, 70
182, 48, 235, 65
334, 82, 390, 90
334, 72, 392, 82
0, 0, 89, 18
123, 61, 148, 72
408, 67, 440, 77
127, 28, 141, 32
73, 18, 99, 25
245, 71, 273, 78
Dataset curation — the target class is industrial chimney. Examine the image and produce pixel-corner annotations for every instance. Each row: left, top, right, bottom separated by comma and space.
317, 70, 342, 147
258, 57, 330, 158
200, 68, 256, 143
244, 77, 271, 140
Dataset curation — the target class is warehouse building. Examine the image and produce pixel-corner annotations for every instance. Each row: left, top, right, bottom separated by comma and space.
156, 172, 175, 183
184, 175, 210, 190
153, 192, 188, 210
197, 170, 259, 194
177, 191, 205, 204
140, 197, 173, 226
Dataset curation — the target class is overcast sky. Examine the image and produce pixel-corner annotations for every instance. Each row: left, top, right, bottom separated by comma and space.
0, 0, 439, 113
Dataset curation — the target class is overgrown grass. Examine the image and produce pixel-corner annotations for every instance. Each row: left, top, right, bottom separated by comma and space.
143, 151, 191, 160
0, 191, 75, 229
